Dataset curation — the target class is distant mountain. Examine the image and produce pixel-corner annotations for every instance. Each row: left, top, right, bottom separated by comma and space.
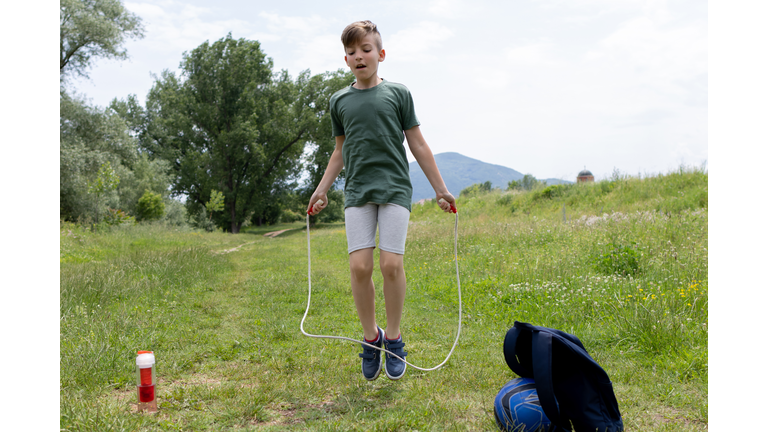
409, 152, 571, 202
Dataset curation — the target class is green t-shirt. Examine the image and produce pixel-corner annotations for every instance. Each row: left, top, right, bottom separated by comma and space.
330, 79, 420, 211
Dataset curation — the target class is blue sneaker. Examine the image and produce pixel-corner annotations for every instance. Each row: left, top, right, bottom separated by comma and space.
384, 333, 408, 380
359, 327, 384, 381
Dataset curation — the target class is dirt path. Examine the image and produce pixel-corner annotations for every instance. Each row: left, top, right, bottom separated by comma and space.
263, 229, 293, 238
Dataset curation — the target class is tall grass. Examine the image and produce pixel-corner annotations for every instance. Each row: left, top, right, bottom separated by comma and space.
61, 168, 707, 431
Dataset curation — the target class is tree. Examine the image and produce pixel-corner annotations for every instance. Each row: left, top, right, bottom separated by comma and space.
114, 153, 173, 217
60, 0, 145, 81
60, 91, 138, 221
296, 70, 354, 224
88, 161, 120, 223
460, 181, 493, 198
205, 190, 225, 221
508, 174, 542, 191
132, 34, 352, 232
136, 190, 164, 221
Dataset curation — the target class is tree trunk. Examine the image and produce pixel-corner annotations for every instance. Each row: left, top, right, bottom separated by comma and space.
230, 201, 239, 233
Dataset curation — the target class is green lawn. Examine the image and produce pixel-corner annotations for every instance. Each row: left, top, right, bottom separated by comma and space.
60, 170, 707, 431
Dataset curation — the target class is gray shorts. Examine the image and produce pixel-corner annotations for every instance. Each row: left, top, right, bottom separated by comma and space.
345, 203, 410, 255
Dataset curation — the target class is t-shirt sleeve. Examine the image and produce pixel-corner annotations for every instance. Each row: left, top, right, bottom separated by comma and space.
330, 97, 345, 137
399, 87, 420, 131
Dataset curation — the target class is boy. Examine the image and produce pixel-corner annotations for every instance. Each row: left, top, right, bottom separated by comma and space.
307, 20, 456, 381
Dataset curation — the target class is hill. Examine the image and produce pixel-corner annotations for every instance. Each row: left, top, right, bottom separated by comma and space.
409, 152, 571, 202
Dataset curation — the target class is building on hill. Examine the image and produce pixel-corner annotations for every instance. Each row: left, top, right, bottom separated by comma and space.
577, 169, 594, 183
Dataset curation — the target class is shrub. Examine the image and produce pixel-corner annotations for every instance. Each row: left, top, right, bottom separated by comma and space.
460, 181, 493, 198
103, 208, 135, 226
535, 184, 566, 200
591, 242, 641, 276
136, 190, 165, 221
161, 199, 189, 227
508, 174, 542, 191
496, 194, 513, 206
281, 209, 303, 223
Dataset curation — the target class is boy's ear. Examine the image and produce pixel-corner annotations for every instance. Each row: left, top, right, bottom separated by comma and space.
379, 49, 386, 62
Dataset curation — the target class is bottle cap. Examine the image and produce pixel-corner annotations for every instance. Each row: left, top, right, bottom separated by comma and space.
136, 351, 155, 368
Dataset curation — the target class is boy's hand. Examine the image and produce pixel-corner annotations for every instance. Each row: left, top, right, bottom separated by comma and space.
307, 196, 327, 215
437, 193, 457, 213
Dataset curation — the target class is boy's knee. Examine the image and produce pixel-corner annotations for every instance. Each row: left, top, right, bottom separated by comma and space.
379, 254, 404, 280
349, 255, 374, 280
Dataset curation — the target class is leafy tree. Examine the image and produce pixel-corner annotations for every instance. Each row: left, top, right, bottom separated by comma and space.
136, 190, 164, 221
88, 161, 120, 223
205, 190, 225, 221
508, 174, 542, 191
296, 70, 354, 224
60, 0, 144, 81
127, 34, 352, 232
460, 181, 493, 197
114, 153, 173, 217
60, 92, 176, 222
59, 0, 177, 225
60, 91, 138, 220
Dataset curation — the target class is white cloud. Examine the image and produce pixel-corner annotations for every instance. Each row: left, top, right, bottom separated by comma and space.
386, 21, 454, 61
505, 43, 558, 66
584, 12, 707, 100
292, 34, 346, 75
126, 1, 259, 52
428, 0, 461, 18
258, 12, 329, 38
249, 12, 343, 75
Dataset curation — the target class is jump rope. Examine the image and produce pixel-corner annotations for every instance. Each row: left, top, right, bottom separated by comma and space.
300, 199, 462, 371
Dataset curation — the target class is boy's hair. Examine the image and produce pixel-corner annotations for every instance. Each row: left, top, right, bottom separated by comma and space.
341, 20, 382, 51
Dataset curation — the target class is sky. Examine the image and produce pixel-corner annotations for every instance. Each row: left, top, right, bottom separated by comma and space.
70, 0, 708, 182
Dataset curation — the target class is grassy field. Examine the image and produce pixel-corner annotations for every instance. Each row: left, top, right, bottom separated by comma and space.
60, 168, 708, 431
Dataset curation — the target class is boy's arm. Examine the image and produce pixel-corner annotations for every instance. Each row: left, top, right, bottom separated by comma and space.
307, 136, 345, 215
404, 126, 456, 213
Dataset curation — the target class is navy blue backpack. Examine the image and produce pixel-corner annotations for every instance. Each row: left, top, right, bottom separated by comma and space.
502, 321, 624, 432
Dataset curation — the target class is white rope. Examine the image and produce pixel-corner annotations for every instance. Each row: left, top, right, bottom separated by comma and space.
300, 210, 462, 371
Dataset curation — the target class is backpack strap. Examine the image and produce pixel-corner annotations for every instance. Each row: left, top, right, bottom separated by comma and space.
532, 330, 569, 430
503, 324, 533, 377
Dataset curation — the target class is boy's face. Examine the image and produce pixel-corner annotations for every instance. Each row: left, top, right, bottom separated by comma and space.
344, 34, 385, 82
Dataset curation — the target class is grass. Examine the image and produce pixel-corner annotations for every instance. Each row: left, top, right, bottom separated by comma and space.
60, 167, 707, 431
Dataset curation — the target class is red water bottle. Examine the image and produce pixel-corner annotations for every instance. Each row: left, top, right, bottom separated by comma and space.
136, 351, 157, 412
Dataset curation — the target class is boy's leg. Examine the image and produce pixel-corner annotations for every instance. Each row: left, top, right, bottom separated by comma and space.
377, 203, 411, 338
379, 250, 406, 338
349, 247, 378, 341
345, 203, 380, 341
377, 203, 410, 380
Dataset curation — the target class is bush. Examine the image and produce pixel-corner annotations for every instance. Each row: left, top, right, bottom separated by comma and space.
136, 190, 165, 221
161, 199, 189, 227
591, 242, 641, 276
103, 208, 135, 226
534, 184, 567, 201
508, 174, 542, 191
460, 181, 493, 198
281, 208, 303, 223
